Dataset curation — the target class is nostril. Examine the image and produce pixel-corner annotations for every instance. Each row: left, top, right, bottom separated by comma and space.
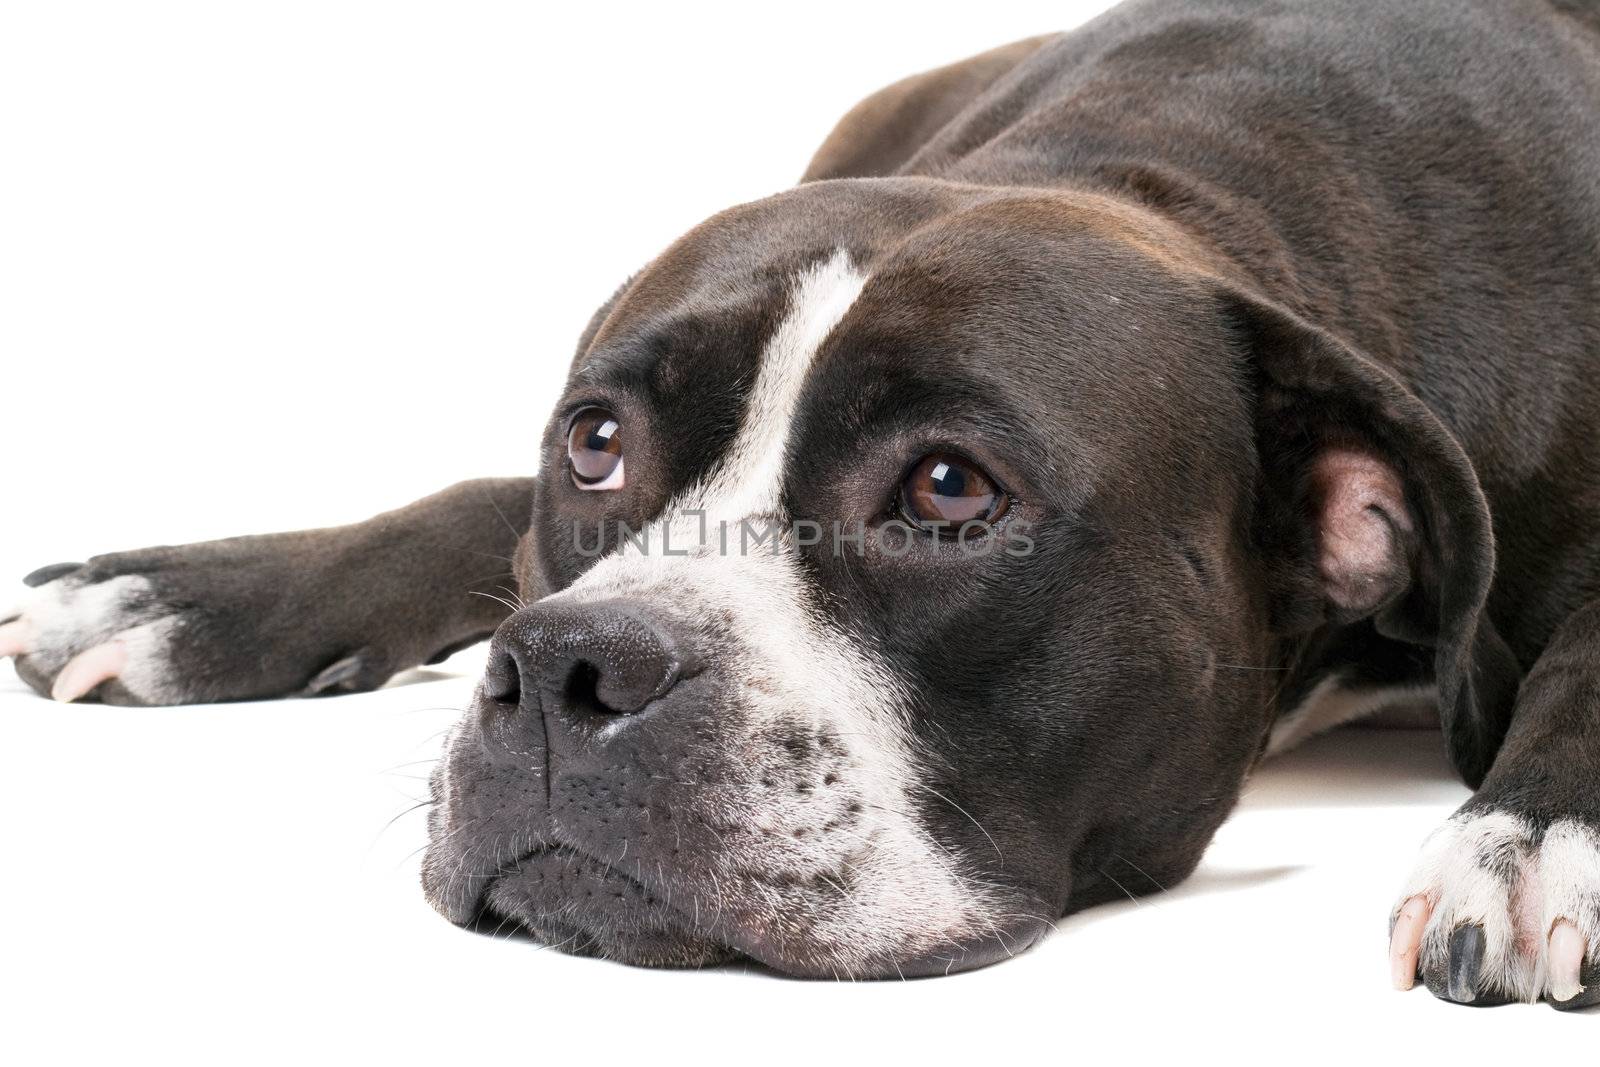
485, 651, 521, 707
563, 659, 622, 717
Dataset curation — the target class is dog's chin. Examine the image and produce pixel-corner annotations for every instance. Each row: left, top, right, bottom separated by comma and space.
474, 846, 736, 970
460, 844, 1049, 979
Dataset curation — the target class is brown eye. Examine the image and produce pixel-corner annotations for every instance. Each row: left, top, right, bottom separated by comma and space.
567, 408, 624, 490
900, 453, 1006, 531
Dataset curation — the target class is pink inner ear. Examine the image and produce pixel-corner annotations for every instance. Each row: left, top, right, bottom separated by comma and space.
1312, 447, 1414, 614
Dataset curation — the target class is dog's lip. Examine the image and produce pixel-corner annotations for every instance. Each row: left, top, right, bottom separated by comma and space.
461, 842, 868, 976
466, 840, 717, 931
468, 841, 745, 967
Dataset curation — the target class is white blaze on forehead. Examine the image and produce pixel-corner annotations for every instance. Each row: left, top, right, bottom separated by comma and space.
680, 248, 867, 521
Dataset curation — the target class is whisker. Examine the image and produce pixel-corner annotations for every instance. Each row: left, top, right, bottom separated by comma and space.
469, 589, 523, 614
1114, 853, 1170, 894
1100, 869, 1142, 908
911, 783, 1004, 867
378, 757, 442, 773
376, 799, 433, 837
478, 483, 525, 543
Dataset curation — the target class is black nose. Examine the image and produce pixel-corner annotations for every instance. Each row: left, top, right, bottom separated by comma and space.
484, 601, 689, 719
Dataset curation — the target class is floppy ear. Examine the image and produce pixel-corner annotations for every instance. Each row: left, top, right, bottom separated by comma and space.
1220, 287, 1522, 787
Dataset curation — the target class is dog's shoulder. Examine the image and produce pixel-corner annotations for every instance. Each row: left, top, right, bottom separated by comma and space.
801, 34, 1057, 183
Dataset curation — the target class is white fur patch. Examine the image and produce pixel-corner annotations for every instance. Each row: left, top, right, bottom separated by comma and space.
537, 250, 1001, 967
1265, 674, 1437, 755
678, 248, 867, 520
1397, 812, 1600, 1003
9, 574, 178, 702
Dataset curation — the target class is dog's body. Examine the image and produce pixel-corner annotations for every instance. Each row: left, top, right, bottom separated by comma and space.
6, 0, 1600, 1004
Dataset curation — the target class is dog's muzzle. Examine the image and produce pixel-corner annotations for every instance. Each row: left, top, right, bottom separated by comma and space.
422, 595, 1044, 977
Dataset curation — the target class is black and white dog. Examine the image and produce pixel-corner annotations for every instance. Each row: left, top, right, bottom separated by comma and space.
4, 0, 1599, 1006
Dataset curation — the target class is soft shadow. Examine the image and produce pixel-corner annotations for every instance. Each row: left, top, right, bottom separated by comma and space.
1240, 726, 1469, 811
382, 668, 464, 690
1178, 863, 1305, 895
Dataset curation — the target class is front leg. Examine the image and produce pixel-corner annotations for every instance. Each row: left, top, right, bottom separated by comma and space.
1389, 598, 1600, 1009
0, 478, 535, 705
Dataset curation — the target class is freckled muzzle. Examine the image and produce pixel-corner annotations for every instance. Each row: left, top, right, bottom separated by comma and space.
421, 595, 1043, 977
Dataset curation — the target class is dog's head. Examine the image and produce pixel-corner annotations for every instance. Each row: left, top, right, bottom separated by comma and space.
423, 177, 1515, 976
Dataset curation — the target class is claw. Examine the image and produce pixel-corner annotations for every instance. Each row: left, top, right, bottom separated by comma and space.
1549, 920, 1587, 1005
304, 653, 365, 695
52, 640, 127, 702
23, 562, 85, 588
1446, 923, 1487, 1003
1390, 894, 1430, 990
0, 619, 33, 659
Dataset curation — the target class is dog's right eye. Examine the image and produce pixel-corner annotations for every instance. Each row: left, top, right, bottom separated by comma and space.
567, 408, 625, 490
899, 452, 1006, 531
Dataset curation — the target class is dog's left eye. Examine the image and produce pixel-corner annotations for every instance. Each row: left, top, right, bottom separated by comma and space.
567, 408, 625, 490
899, 453, 1006, 531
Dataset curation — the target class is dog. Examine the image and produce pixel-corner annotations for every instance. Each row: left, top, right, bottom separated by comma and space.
4, 0, 1599, 1005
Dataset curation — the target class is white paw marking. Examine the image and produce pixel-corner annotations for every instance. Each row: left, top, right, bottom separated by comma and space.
1395, 812, 1600, 1002
5, 574, 178, 702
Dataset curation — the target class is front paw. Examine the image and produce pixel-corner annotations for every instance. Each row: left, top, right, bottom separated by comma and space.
0, 547, 397, 706
0, 563, 183, 704
1389, 811, 1600, 1009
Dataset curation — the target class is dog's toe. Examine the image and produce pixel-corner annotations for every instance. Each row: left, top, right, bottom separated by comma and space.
1547, 921, 1600, 1011
1389, 893, 1430, 990
1422, 922, 1509, 1006
50, 639, 130, 702
0, 618, 33, 658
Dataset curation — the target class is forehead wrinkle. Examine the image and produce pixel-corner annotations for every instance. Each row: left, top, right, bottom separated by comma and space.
799, 346, 1059, 462
676, 249, 869, 522
577, 295, 766, 386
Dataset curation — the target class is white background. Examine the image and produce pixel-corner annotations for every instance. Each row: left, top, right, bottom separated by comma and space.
1, 0, 1590, 1060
